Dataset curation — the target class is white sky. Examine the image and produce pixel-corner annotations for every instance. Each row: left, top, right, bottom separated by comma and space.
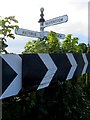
0, 0, 89, 53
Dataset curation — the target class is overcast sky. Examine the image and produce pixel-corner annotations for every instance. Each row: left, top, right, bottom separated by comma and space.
0, 0, 89, 53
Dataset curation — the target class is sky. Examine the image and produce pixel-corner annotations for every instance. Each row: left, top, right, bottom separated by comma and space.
0, 0, 89, 53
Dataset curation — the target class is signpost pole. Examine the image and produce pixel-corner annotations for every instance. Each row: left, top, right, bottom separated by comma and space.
88, 2, 90, 53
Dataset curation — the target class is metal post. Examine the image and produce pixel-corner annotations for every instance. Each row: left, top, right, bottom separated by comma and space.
88, 2, 90, 52
85, 2, 90, 86
88, 2, 90, 46
0, 56, 2, 120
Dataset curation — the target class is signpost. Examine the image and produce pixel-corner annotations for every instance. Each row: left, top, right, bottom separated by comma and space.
15, 7, 68, 40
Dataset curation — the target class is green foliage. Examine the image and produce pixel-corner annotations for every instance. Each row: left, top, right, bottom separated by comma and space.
46, 31, 61, 53
62, 34, 79, 53
23, 33, 87, 54
23, 39, 48, 53
87, 44, 90, 53
77, 43, 87, 53
0, 16, 18, 53
23, 31, 61, 54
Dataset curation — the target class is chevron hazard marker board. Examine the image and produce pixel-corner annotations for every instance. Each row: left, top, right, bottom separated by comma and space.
22, 53, 90, 92
0, 53, 90, 99
0, 54, 22, 99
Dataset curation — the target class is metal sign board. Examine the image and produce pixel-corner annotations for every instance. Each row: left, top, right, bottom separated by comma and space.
43, 15, 68, 28
43, 31, 65, 39
15, 28, 43, 38
57, 33, 65, 39
0, 53, 90, 99
15, 28, 65, 39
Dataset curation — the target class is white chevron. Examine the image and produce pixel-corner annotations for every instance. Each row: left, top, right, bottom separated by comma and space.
66, 53, 77, 80
37, 54, 57, 90
0, 54, 22, 99
82, 53, 88, 75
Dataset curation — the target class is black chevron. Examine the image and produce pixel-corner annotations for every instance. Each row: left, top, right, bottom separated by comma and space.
73, 53, 84, 77
1, 58, 17, 95
22, 54, 47, 92
50, 54, 71, 83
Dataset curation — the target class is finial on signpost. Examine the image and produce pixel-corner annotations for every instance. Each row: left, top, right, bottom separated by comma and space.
39, 7, 45, 23
38, 7, 45, 32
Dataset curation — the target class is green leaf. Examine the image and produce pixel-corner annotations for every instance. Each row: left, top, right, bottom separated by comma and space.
7, 34, 15, 39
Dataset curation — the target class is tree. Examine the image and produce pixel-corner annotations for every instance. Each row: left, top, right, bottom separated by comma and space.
77, 43, 87, 53
0, 16, 18, 53
87, 44, 90, 53
22, 39, 48, 54
46, 31, 61, 53
62, 34, 78, 53
22, 31, 61, 54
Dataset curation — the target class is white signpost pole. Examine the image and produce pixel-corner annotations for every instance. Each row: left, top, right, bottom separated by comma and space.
88, 2, 90, 46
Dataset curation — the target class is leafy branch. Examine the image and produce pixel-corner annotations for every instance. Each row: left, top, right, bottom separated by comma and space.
0, 16, 19, 53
